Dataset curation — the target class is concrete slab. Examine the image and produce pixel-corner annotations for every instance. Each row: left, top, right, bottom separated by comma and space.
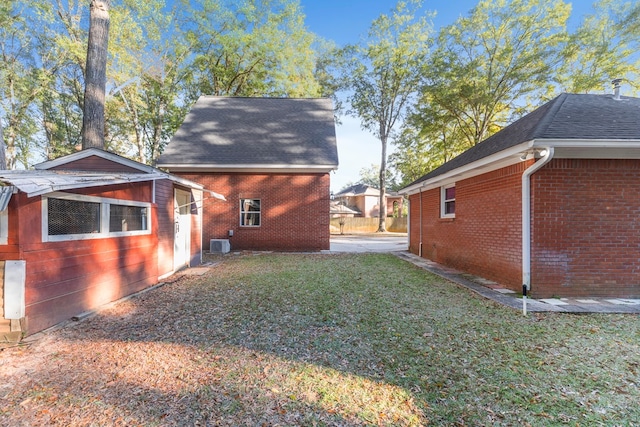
393, 252, 640, 314
327, 233, 408, 253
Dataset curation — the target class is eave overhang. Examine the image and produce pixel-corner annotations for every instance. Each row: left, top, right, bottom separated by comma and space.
157, 163, 338, 174
400, 138, 640, 196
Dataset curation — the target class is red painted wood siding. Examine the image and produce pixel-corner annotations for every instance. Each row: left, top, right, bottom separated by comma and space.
531, 159, 640, 298
1, 183, 160, 334
49, 155, 143, 173
154, 179, 175, 277
177, 172, 331, 251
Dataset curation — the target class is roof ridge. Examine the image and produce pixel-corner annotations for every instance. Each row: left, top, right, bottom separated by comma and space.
529, 93, 568, 139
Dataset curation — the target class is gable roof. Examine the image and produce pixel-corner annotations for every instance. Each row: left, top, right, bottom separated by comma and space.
0, 170, 172, 198
402, 93, 640, 193
334, 184, 380, 197
156, 96, 339, 172
334, 184, 402, 198
0, 148, 225, 204
36, 148, 156, 173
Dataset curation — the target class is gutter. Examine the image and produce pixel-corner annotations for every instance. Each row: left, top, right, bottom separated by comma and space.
521, 147, 554, 315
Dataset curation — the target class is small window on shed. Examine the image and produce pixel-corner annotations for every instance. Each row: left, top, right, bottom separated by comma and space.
48, 198, 101, 235
42, 192, 151, 242
441, 184, 456, 218
240, 199, 261, 227
109, 204, 148, 232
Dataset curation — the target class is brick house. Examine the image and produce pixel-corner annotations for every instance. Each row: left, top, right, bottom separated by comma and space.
156, 97, 339, 252
0, 148, 222, 335
333, 184, 404, 218
400, 92, 640, 299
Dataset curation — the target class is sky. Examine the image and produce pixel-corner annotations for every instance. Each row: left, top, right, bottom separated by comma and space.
297, 0, 595, 193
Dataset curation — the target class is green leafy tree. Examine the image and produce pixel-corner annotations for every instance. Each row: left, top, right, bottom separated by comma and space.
184, 0, 323, 100
394, 0, 570, 185
357, 163, 400, 191
340, 0, 432, 230
559, 0, 639, 93
0, 0, 335, 167
0, 1, 54, 168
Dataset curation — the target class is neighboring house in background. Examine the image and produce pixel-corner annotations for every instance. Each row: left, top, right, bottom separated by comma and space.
157, 96, 339, 252
330, 201, 359, 218
400, 91, 640, 299
0, 148, 222, 336
333, 184, 404, 218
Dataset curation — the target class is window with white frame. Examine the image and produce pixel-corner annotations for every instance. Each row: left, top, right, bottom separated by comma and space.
441, 184, 456, 218
240, 199, 261, 227
43, 192, 151, 242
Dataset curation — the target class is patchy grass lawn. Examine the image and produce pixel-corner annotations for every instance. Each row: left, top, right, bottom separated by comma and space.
1, 253, 639, 426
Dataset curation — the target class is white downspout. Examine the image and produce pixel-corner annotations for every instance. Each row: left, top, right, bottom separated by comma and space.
419, 189, 423, 257
522, 147, 554, 315
406, 197, 411, 250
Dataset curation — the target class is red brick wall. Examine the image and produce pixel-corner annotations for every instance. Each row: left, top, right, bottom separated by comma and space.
178, 172, 331, 251
408, 162, 527, 291
531, 159, 640, 298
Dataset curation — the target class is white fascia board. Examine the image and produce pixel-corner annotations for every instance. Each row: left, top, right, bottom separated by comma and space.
401, 141, 534, 196
162, 174, 205, 190
401, 138, 640, 197
158, 164, 338, 173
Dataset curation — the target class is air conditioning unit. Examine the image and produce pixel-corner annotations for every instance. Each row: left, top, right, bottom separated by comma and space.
209, 239, 230, 254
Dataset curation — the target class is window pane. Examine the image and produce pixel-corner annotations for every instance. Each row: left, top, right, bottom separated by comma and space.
445, 200, 455, 215
48, 198, 101, 235
445, 186, 456, 200
110, 204, 148, 232
240, 199, 261, 226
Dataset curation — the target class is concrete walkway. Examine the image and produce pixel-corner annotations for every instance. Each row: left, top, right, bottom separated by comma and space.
395, 252, 640, 314
326, 233, 640, 314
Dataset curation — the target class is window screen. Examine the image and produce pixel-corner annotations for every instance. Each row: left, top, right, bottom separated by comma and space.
48, 198, 101, 235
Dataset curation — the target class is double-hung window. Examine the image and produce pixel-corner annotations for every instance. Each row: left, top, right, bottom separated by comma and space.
43, 192, 151, 242
441, 184, 456, 218
240, 199, 261, 227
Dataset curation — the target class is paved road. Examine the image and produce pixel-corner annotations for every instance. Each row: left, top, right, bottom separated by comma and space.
327, 233, 408, 253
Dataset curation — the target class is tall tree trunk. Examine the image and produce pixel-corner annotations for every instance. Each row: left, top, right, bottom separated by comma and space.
378, 129, 387, 232
0, 120, 6, 170
81, 0, 110, 150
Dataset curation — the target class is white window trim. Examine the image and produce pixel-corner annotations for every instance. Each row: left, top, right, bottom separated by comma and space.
42, 191, 152, 242
239, 198, 261, 227
441, 184, 456, 218
0, 210, 8, 245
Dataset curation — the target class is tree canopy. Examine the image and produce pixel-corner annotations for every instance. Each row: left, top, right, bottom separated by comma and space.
0, 0, 329, 168
339, 0, 431, 230
1, 0, 638, 189
390, 0, 639, 188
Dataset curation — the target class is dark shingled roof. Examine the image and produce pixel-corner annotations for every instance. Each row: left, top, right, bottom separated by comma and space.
156, 96, 339, 168
404, 93, 640, 188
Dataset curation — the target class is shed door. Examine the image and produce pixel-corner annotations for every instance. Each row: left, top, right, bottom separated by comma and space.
174, 190, 191, 270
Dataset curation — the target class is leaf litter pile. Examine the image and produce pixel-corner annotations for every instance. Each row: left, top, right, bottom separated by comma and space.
1, 253, 639, 426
